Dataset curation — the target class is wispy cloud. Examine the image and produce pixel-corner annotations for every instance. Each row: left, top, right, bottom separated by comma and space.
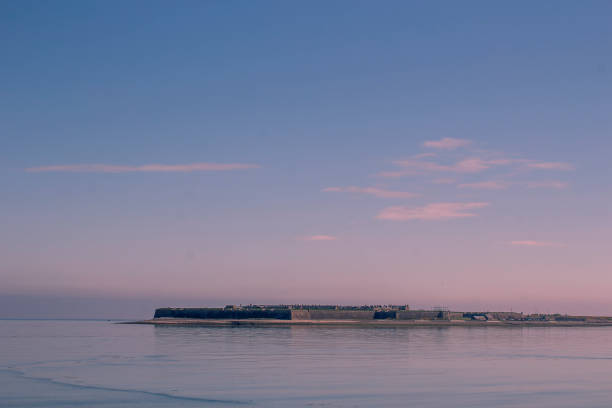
412, 152, 438, 159
526, 181, 568, 189
423, 138, 471, 150
457, 180, 568, 190
392, 157, 515, 174
458, 181, 508, 190
376, 170, 412, 178
432, 178, 456, 184
453, 158, 494, 173
377, 202, 489, 221
526, 162, 574, 170
303, 235, 337, 241
382, 155, 573, 178
392, 159, 450, 173
510, 240, 564, 247
25, 163, 260, 173
322, 186, 419, 199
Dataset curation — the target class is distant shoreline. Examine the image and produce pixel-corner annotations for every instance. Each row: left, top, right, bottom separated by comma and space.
124, 318, 612, 328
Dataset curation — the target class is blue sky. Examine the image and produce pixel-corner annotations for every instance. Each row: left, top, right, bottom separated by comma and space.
1, 1, 611, 318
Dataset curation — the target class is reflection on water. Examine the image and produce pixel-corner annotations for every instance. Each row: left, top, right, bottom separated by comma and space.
2, 320, 612, 407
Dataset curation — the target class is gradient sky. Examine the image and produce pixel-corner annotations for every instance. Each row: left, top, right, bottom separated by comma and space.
1, 1, 611, 318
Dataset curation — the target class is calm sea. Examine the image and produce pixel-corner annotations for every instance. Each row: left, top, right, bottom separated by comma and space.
1, 319, 612, 407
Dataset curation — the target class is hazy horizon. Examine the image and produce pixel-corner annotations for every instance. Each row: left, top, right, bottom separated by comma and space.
2, 1, 612, 319
4, 291, 612, 320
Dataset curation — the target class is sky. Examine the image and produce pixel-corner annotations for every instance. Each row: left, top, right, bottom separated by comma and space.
1, 1, 611, 318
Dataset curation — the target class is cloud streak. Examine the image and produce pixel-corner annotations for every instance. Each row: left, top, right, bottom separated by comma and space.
423, 138, 471, 150
303, 235, 337, 241
25, 163, 260, 173
381, 156, 573, 178
510, 240, 564, 247
458, 180, 568, 190
526, 181, 568, 189
323, 186, 419, 199
377, 202, 489, 221
526, 162, 574, 170
391, 158, 518, 175
432, 178, 456, 184
458, 181, 508, 190
412, 152, 438, 159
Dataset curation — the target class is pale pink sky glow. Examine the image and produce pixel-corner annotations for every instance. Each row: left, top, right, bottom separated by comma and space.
7, 137, 593, 318
323, 186, 420, 198
510, 241, 565, 247
377, 202, 490, 221
25, 163, 260, 173
423, 137, 471, 149
303, 235, 337, 241
17, 137, 581, 317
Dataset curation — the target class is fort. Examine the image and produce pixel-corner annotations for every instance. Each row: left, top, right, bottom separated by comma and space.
129, 304, 612, 327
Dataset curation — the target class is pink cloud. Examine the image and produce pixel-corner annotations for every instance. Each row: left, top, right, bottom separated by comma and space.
456, 180, 568, 190
322, 186, 419, 199
377, 202, 489, 221
303, 235, 337, 241
526, 162, 574, 170
423, 137, 471, 150
25, 163, 260, 173
432, 178, 456, 184
376, 170, 410, 178
453, 158, 492, 173
412, 152, 438, 159
388, 156, 573, 178
393, 157, 515, 174
510, 240, 564, 247
392, 159, 452, 173
526, 181, 568, 189
458, 181, 508, 190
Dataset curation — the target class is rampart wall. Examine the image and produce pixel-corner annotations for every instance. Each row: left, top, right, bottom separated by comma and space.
155, 308, 467, 321
154, 308, 292, 320
290, 310, 375, 320
396, 311, 442, 320
374, 310, 397, 319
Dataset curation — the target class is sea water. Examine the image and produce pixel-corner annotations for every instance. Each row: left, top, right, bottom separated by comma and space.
1, 319, 612, 407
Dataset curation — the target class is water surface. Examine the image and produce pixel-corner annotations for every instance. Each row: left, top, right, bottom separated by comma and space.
2, 320, 612, 407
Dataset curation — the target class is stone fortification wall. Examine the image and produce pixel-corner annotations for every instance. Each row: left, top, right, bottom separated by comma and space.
485, 312, 523, 321
495, 312, 523, 320
155, 307, 461, 321
462, 312, 524, 321
290, 310, 311, 320
290, 310, 375, 320
396, 310, 442, 320
154, 308, 292, 320
374, 310, 397, 319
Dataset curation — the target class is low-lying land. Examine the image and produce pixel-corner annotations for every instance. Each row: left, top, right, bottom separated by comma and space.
130, 318, 612, 327
126, 305, 612, 327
